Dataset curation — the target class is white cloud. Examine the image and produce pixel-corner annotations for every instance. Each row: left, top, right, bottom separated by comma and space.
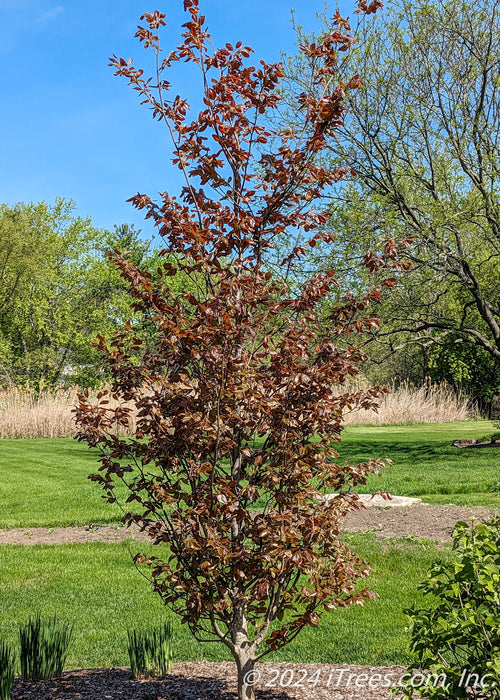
0, 2, 65, 56
0, 2, 64, 24
36, 5, 64, 25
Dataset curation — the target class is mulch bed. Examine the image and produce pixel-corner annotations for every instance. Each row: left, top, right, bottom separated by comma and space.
452, 439, 500, 448
11, 662, 408, 699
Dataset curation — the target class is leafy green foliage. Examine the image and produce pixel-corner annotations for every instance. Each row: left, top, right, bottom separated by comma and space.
401, 519, 500, 698
0, 639, 15, 700
427, 342, 500, 405
127, 621, 173, 678
19, 613, 73, 680
0, 200, 128, 387
0, 202, 185, 389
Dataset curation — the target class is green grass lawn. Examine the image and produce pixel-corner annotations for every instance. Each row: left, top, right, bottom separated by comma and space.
337, 421, 500, 507
0, 421, 498, 528
0, 439, 125, 528
0, 534, 445, 669
0, 422, 495, 671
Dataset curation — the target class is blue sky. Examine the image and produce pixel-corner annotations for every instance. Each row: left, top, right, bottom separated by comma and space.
1, 0, 349, 239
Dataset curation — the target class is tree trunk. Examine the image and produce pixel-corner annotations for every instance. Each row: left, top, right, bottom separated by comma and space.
231, 606, 257, 700
235, 654, 256, 700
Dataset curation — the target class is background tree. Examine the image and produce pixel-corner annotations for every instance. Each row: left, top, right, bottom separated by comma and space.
0, 200, 154, 387
286, 0, 500, 402
74, 3, 409, 700
107, 223, 152, 267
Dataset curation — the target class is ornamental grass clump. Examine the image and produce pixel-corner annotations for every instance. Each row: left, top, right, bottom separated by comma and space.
127, 621, 173, 678
0, 640, 15, 700
19, 613, 73, 680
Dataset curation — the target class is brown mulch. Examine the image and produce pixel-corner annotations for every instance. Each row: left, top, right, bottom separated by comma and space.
11, 662, 408, 699
1, 503, 498, 546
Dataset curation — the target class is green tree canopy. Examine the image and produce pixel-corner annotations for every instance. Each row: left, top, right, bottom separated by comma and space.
285, 0, 500, 399
0, 200, 154, 387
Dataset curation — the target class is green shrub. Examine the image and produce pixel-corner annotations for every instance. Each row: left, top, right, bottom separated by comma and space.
400, 518, 500, 698
127, 621, 173, 678
19, 613, 73, 680
0, 640, 15, 700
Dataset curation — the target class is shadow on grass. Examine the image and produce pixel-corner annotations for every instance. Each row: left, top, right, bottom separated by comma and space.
339, 438, 489, 464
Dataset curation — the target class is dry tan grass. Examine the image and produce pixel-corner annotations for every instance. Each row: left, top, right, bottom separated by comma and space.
0, 385, 135, 439
343, 380, 477, 425
0, 384, 76, 438
0, 380, 477, 439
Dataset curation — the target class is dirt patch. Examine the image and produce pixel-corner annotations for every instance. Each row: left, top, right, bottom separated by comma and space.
11, 662, 408, 700
1, 504, 498, 546
0, 523, 148, 546
344, 503, 499, 542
